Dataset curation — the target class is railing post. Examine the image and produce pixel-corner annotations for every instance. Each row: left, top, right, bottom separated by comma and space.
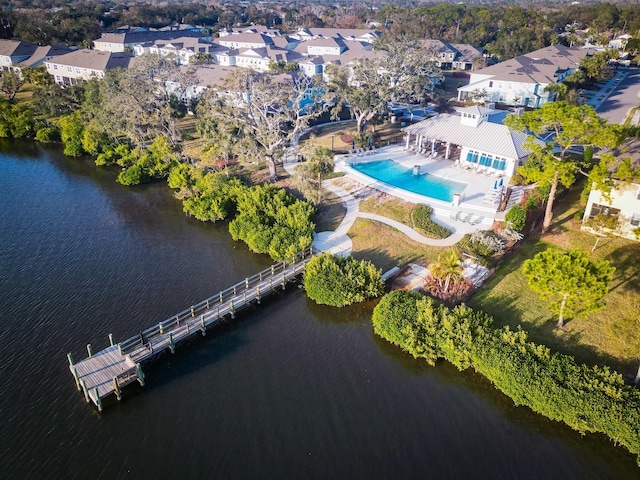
108, 333, 114, 346
206, 300, 209, 309
136, 363, 145, 386
191, 305, 195, 317
159, 322, 164, 334
201, 315, 206, 336
118, 343, 123, 356
67, 352, 74, 367
86, 344, 93, 358
271, 265, 275, 275
230, 299, 235, 319
219, 291, 223, 303
256, 285, 261, 304
245, 278, 249, 289
169, 333, 175, 354
282, 271, 286, 290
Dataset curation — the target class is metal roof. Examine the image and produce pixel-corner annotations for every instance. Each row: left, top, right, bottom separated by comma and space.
404, 113, 537, 159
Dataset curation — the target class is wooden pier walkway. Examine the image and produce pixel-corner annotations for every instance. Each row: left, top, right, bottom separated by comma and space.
68, 247, 315, 411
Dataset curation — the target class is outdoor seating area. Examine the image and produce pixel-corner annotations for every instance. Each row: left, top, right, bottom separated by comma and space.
347, 146, 377, 158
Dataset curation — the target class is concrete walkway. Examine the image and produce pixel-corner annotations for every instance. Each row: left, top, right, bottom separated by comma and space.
311, 178, 466, 253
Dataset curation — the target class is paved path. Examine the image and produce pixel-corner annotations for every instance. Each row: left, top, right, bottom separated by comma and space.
312, 178, 466, 252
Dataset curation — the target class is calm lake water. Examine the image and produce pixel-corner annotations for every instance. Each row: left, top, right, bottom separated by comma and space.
0, 140, 637, 479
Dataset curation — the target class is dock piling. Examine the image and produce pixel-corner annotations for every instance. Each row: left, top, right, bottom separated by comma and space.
95, 389, 102, 412
86, 344, 93, 357
113, 377, 122, 401
108, 333, 114, 346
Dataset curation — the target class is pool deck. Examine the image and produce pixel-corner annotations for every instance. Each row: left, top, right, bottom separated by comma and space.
335, 145, 506, 229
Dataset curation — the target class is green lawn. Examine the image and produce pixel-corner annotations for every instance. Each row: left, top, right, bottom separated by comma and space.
468, 185, 640, 375
350, 218, 444, 272
359, 195, 415, 227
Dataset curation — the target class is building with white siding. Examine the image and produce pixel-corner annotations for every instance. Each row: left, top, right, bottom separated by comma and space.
44, 49, 133, 85
457, 45, 598, 108
403, 106, 541, 177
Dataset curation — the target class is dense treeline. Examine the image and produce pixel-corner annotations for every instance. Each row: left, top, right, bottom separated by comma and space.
3, 2, 640, 61
372, 291, 640, 463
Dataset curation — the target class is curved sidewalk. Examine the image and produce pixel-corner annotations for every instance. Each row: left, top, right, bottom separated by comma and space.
319, 179, 466, 249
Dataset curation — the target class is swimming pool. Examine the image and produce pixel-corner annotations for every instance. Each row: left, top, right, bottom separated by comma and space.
351, 159, 466, 202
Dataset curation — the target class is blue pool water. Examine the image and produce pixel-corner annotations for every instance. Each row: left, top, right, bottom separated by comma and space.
351, 159, 465, 202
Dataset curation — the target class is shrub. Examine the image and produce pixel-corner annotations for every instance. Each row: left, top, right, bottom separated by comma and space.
371, 291, 640, 462
470, 230, 506, 255
304, 253, 385, 307
372, 290, 423, 347
412, 204, 451, 239
229, 184, 315, 261
505, 205, 526, 232
34, 126, 59, 143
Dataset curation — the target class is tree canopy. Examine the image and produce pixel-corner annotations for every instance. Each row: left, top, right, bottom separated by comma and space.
325, 42, 441, 134
198, 69, 325, 179
228, 183, 315, 261
505, 102, 622, 232
303, 253, 384, 307
522, 248, 615, 328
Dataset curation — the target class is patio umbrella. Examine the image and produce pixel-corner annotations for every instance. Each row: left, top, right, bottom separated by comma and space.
352, 140, 355, 150
431, 139, 436, 153
493, 180, 498, 190
498, 178, 503, 187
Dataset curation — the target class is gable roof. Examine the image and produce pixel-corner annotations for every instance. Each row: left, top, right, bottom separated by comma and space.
95, 29, 208, 47
0, 39, 38, 59
47, 49, 133, 71
471, 44, 596, 85
17, 44, 75, 67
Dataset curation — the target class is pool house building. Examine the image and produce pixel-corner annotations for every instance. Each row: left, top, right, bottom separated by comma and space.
403, 106, 537, 178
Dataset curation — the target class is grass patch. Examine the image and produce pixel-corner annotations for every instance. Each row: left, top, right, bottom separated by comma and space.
350, 218, 444, 272
468, 185, 640, 375
300, 120, 406, 153
359, 195, 414, 226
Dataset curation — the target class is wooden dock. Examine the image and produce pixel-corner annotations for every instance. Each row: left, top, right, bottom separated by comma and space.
68, 247, 315, 411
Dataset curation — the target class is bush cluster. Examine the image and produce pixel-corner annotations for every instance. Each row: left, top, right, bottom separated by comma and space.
469, 230, 506, 255
167, 167, 316, 261
229, 184, 315, 261
372, 291, 640, 463
505, 205, 526, 232
412, 204, 451, 239
304, 253, 385, 307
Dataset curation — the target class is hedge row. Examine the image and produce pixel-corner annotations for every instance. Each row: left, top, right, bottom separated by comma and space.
412, 204, 451, 239
372, 290, 640, 463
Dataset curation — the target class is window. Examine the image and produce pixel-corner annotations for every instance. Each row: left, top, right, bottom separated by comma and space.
53, 64, 58, 70
492, 158, 506, 170
589, 203, 620, 218
67, 66, 72, 72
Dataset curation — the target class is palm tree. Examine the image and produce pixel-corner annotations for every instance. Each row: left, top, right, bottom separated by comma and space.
429, 249, 464, 294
